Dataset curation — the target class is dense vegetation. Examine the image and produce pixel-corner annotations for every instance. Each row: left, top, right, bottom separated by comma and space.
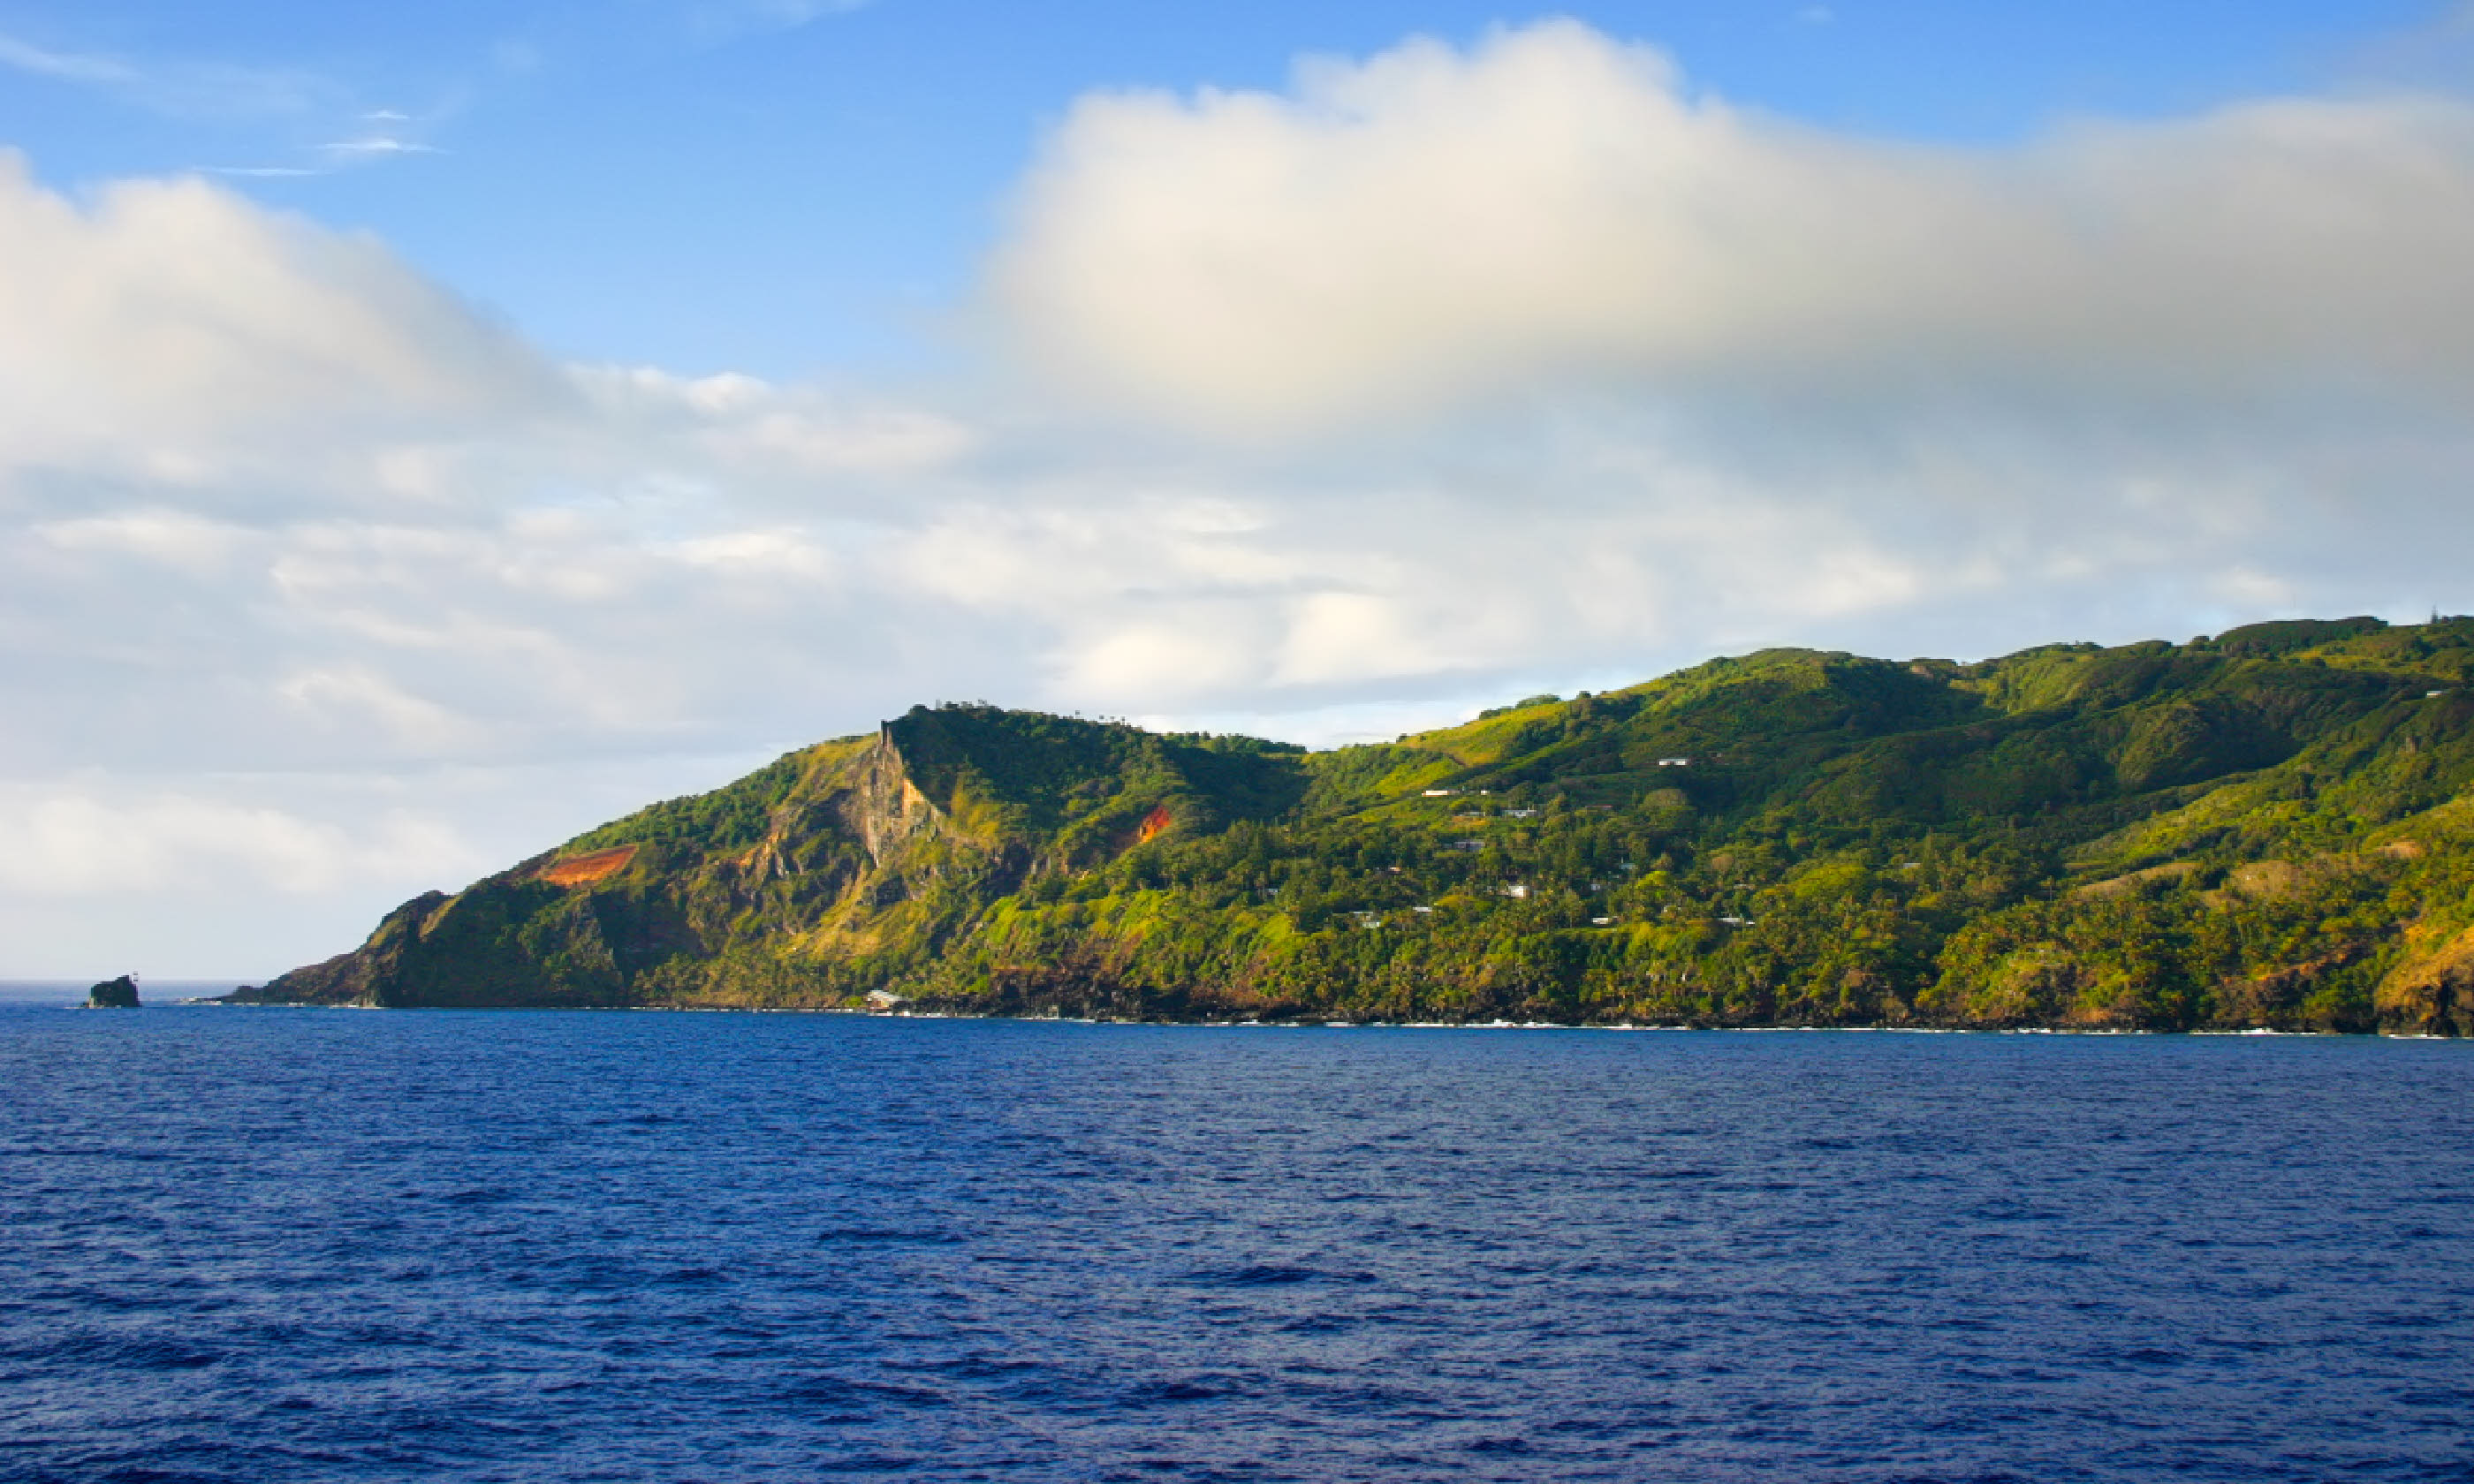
238, 617, 2474, 1033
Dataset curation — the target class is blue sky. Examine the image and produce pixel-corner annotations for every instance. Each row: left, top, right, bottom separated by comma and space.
3, 0, 2472, 973
0, 0, 2448, 374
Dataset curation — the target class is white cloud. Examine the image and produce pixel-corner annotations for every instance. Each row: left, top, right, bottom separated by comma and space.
38, 508, 252, 575
0, 760, 765, 975
0, 153, 561, 470
7, 24, 2474, 973
1274, 592, 1438, 686
575, 366, 977, 477
989, 19, 2474, 435
673, 527, 838, 579
277, 664, 489, 754
0, 784, 481, 897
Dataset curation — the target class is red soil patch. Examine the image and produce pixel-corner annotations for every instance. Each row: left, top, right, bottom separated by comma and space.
537, 844, 639, 887
1136, 805, 1172, 844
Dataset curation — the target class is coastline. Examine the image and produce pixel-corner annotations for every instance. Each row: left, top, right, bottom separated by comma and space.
163, 996, 2470, 1037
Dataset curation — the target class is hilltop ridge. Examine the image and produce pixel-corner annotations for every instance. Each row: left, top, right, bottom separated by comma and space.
234, 617, 2474, 1033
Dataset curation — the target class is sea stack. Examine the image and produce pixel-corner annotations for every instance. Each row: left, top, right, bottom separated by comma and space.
85, 975, 140, 1009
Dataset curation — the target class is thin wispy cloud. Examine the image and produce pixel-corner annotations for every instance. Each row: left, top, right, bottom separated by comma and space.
320, 136, 441, 161
201, 139, 438, 179
194, 117, 444, 179
0, 31, 136, 84
18, 27, 460, 182
0, 25, 334, 119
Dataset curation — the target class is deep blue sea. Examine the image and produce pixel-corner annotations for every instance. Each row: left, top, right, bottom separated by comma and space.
3, 992, 2470, 1483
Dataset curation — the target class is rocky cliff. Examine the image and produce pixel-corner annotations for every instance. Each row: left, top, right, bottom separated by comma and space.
234, 708, 1305, 1009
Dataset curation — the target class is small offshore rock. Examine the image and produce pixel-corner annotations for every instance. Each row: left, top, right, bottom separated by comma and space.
85, 975, 140, 1009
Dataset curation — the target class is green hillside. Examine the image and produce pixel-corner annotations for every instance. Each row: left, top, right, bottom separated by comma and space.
234, 617, 2474, 1033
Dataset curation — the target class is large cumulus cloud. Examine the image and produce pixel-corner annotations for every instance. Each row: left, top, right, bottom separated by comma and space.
0, 152, 564, 472
990, 20, 2474, 432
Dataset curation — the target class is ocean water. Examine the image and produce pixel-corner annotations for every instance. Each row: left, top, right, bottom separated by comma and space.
3, 1004, 2470, 1483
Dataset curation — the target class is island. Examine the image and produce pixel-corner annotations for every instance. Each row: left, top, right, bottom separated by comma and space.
228, 617, 2474, 1034
85, 975, 140, 1009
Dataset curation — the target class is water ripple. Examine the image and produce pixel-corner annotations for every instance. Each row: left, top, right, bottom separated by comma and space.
2, 1009, 2470, 1481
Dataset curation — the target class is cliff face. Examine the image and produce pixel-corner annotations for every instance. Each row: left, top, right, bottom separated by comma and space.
237, 620, 2474, 1032
2376, 926, 2474, 1037
235, 711, 1306, 1009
